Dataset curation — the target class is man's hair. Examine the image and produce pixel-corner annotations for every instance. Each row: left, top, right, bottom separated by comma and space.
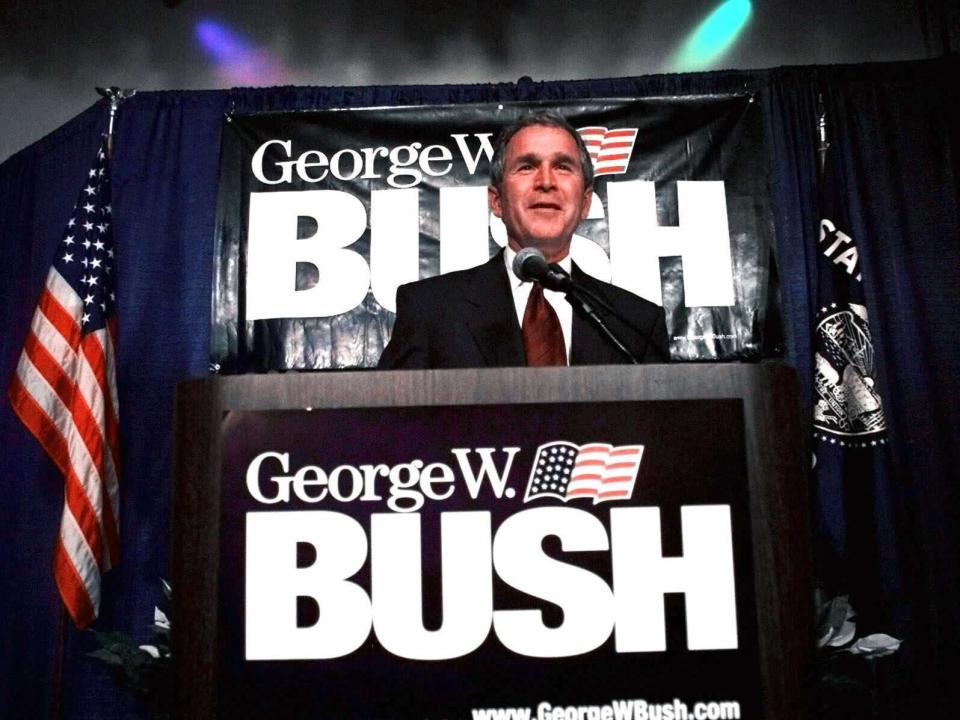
489, 110, 594, 191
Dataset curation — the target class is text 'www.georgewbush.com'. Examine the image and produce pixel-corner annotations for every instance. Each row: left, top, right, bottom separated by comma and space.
470, 698, 741, 720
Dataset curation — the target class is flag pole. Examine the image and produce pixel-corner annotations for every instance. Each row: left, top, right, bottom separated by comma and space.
95, 87, 135, 159
817, 92, 829, 176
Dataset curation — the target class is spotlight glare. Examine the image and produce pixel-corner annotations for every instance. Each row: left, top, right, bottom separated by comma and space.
675, 0, 752, 71
195, 19, 246, 62
194, 18, 291, 86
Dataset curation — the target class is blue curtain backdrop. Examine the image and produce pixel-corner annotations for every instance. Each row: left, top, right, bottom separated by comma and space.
1, 57, 957, 718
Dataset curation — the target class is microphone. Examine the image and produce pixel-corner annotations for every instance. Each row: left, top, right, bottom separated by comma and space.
511, 246, 643, 364
511, 247, 572, 291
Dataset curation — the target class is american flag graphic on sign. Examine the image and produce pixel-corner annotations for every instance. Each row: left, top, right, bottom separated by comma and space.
7, 140, 120, 628
577, 126, 639, 177
524, 441, 644, 504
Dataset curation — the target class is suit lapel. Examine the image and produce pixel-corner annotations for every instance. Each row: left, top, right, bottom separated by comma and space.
464, 251, 525, 366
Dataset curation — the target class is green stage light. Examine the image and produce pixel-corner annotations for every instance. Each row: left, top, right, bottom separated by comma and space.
674, 0, 753, 71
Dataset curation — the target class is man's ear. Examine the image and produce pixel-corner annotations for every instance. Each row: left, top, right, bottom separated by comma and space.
579, 186, 594, 221
488, 184, 503, 219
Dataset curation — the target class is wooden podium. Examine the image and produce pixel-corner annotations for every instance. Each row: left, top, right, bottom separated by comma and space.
172, 363, 811, 719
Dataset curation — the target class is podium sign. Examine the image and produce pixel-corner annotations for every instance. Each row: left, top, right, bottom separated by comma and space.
172, 365, 810, 720
216, 399, 759, 719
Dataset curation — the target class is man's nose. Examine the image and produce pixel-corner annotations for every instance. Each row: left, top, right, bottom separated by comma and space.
534, 163, 555, 189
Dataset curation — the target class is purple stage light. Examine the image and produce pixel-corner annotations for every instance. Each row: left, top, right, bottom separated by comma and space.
195, 18, 291, 86
195, 19, 246, 61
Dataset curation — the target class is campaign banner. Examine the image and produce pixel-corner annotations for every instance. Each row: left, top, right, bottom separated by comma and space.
217, 399, 762, 719
212, 98, 779, 371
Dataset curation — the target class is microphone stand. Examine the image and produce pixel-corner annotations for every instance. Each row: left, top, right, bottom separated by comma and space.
561, 285, 641, 365
514, 249, 646, 364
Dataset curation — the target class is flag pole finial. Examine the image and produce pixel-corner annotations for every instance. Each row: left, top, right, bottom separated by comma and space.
817, 92, 830, 174
95, 87, 136, 158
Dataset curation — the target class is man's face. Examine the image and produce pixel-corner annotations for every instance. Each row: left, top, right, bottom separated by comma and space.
489, 124, 593, 261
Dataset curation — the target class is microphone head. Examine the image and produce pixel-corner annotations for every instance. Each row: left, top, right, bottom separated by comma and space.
512, 247, 548, 282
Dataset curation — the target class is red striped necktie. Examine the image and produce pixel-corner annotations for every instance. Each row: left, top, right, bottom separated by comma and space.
522, 283, 566, 366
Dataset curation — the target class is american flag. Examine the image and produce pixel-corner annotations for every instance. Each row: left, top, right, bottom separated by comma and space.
577, 126, 639, 177
7, 140, 120, 628
523, 441, 644, 504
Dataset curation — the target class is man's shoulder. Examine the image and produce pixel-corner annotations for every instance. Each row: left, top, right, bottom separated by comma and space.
573, 264, 669, 363
574, 265, 661, 314
396, 253, 502, 298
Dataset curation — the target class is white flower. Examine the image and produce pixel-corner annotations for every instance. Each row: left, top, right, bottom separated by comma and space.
817, 594, 856, 648
827, 619, 857, 647
154, 607, 170, 631
849, 633, 902, 658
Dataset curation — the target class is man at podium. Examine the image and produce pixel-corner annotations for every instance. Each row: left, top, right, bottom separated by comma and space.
378, 110, 669, 369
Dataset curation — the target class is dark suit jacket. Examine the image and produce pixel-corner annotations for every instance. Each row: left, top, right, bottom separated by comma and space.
378, 251, 669, 369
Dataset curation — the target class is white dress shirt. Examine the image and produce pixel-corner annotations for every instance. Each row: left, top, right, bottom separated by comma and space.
502, 246, 573, 364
